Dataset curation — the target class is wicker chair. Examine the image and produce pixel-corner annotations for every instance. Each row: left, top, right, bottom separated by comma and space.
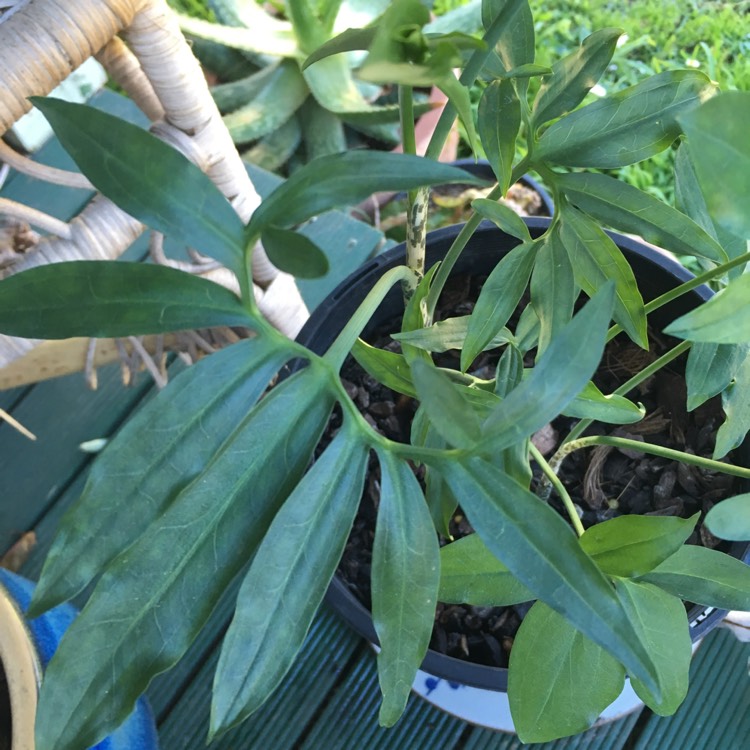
0, 0, 308, 388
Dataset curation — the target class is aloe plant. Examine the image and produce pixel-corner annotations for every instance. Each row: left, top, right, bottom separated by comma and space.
175, 0, 484, 170
1, 2, 750, 748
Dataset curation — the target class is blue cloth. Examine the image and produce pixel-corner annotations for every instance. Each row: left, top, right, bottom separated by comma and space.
0, 568, 159, 750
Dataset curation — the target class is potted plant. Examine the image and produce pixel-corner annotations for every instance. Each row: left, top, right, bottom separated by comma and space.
0, 1, 749, 747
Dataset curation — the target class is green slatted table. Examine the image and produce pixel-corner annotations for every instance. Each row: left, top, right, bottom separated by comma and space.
2, 91, 749, 750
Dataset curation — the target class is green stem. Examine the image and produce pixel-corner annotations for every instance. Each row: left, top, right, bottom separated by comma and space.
606, 249, 750, 342
323, 265, 417, 370
563, 339, 692, 445
529, 443, 585, 536
561, 435, 750, 481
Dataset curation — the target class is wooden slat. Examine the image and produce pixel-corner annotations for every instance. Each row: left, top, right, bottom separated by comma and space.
631, 629, 750, 749
157, 607, 362, 749
298, 650, 467, 750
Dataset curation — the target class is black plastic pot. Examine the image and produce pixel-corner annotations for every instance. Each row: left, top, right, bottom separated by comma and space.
296, 218, 750, 693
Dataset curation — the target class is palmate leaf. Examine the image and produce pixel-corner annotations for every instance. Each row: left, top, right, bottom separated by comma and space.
706, 494, 750, 542
580, 514, 699, 578
34, 367, 335, 750
677, 91, 750, 240
352, 340, 417, 397
439, 533, 534, 606
558, 203, 647, 348
562, 381, 645, 424
715, 355, 750, 459
461, 240, 536, 371
531, 28, 623, 129
640, 543, 750, 609
557, 173, 726, 264
32, 98, 247, 276
29, 335, 293, 615
0, 261, 254, 339
248, 152, 482, 233
373, 449, 440, 726
210, 418, 368, 736
665, 275, 750, 345
508, 601, 625, 743
472, 198, 531, 242
477, 79, 521, 192
685, 342, 749, 411
392, 316, 513, 353
261, 225, 329, 278
530, 227, 576, 356
411, 359, 482, 448
536, 70, 718, 168
674, 144, 747, 275
482, 0, 535, 74
615, 580, 691, 715
432, 455, 661, 699
480, 283, 615, 452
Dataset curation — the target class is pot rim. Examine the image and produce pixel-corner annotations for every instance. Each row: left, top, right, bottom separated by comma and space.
301, 218, 750, 692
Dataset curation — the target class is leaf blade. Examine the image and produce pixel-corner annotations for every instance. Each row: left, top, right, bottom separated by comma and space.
29, 336, 293, 615
0, 262, 253, 339
210, 418, 368, 735
35, 368, 335, 750
373, 449, 440, 726
32, 97, 246, 275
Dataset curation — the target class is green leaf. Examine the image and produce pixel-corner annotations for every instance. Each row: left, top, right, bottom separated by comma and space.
674, 143, 746, 273
248, 152, 483, 233
530, 228, 576, 356
304, 50, 406, 122
557, 172, 727, 264
481, 284, 615, 452
392, 315, 513, 353
411, 358, 482, 448
509, 601, 625, 743
580, 514, 698, 578
641, 544, 750, 610
477, 79, 520, 192
514, 302, 540, 352
222, 60, 309, 144
665, 275, 750, 344
563, 381, 645, 424
411, 406, 458, 537
536, 70, 718, 168
28, 336, 292, 615
461, 240, 536, 371
210, 418, 368, 735
715, 354, 750, 458
685, 342, 749, 411
436, 71, 480, 156
677, 91, 750, 239
483, 0, 535, 74
373, 449, 440, 726
34, 368, 335, 750
616, 580, 691, 715
494, 343, 524, 398
261, 225, 329, 278
352, 339, 416, 398
558, 203, 648, 348
302, 27, 377, 70
472, 198, 531, 242
177, 12, 298, 58
32, 97, 246, 275
439, 533, 534, 605
704, 494, 750, 542
433, 455, 661, 698
532, 28, 622, 129
0, 261, 253, 339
